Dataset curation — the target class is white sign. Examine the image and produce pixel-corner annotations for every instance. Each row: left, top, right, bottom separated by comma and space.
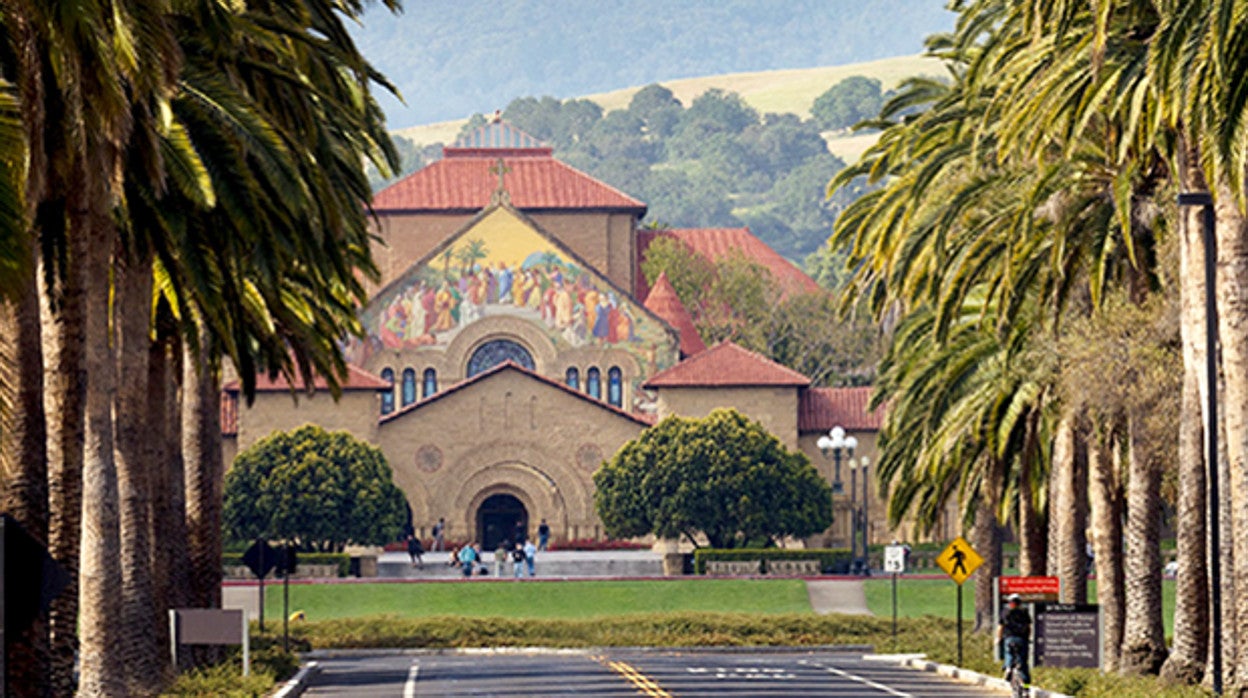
884, 545, 906, 573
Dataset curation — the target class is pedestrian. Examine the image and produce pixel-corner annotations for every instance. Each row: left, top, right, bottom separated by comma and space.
432, 517, 446, 551
523, 538, 537, 577
996, 593, 1032, 686
457, 542, 477, 578
513, 519, 526, 546
512, 542, 526, 579
406, 533, 424, 568
538, 518, 550, 551
494, 541, 507, 577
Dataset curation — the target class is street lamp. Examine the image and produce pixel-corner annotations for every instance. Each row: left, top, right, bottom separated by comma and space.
1178, 191, 1222, 694
816, 426, 857, 495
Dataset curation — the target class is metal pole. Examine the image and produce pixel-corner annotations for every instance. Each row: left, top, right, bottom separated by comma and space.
862, 462, 870, 575
1202, 199, 1223, 695
1180, 192, 1221, 694
849, 465, 858, 570
957, 583, 963, 667
258, 545, 266, 632
891, 572, 898, 639
283, 566, 290, 653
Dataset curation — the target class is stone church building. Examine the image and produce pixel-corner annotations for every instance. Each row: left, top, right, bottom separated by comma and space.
222, 120, 893, 551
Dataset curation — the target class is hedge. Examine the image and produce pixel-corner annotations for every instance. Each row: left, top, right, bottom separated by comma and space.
222, 551, 351, 577
693, 548, 852, 575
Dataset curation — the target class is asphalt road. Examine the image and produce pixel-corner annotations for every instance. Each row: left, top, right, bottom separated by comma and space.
302, 649, 1010, 697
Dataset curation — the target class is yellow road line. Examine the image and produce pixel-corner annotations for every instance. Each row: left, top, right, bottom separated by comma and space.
603, 659, 673, 698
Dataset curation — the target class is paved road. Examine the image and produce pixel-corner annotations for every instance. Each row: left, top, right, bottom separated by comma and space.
303, 650, 1009, 697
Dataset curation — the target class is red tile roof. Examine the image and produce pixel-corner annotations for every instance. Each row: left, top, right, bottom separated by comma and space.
380, 360, 652, 427
643, 271, 706, 357
636, 228, 823, 299
643, 341, 811, 389
798, 386, 883, 432
372, 155, 645, 212
222, 364, 392, 393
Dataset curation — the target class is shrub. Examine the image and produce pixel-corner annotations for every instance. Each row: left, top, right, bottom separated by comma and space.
693, 548, 852, 575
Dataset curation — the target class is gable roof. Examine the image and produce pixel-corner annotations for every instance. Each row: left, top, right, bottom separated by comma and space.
222, 364, 391, 393
380, 360, 652, 427
643, 271, 706, 357
798, 386, 883, 432
372, 120, 645, 213
643, 341, 811, 389
635, 227, 823, 299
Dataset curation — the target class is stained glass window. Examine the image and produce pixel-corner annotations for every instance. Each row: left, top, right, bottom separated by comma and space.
566, 367, 580, 390
380, 367, 395, 415
423, 368, 438, 398
401, 368, 417, 406
467, 339, 535, 377
587, 367, 601, 399
607, 367, 623, 407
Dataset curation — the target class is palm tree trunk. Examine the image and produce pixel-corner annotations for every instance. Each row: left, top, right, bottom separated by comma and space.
183, 324, 223, 612
972, 456, 1004, 633
76, 202, 125, 696
39, 200, 87, 697
0, 248, 49, 698
1120, 415, 1168, 675
1214, 180, 1248, 693
114, 250, 159, 695
1161, 152, 1210, 685
1212, 378, 1236, 691
1018, 406, 1046, 576
1088, 423, 1125, 672
147, 314, 186, 675
1048, 414, 1088, 604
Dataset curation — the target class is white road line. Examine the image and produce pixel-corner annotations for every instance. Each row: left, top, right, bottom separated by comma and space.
824, 666, 914, 697
403, 661, 420, 698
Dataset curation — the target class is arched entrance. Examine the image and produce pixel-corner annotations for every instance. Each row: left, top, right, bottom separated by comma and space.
476, 493, 528, 550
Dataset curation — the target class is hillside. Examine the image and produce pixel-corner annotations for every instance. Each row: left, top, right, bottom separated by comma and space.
393, 55, 944, 161
353, 0, 953, 129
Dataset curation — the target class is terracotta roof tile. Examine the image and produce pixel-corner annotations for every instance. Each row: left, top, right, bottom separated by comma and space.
222, 364, 392, 393
636, 228, 823, 299
643, 271, 706, 357
372, 156, 645, 212
798, 386, 883, 432
643, 341, 810, 389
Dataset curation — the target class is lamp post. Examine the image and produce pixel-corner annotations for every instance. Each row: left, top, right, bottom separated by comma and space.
817, 427, 857, 559
860, 455, 870, 576
1178, 191, 1222, 694
849, 457, 859, 570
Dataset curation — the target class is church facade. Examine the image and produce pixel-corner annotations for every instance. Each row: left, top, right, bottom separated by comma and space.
222, 121, 901, 551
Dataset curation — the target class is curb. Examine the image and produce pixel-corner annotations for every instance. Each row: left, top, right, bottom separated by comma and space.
871, 654, 1071, 698
305, 644, 875, 659
270, 660, 320, 698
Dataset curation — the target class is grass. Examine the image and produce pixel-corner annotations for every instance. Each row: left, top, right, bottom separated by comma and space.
263, 579, 813, 622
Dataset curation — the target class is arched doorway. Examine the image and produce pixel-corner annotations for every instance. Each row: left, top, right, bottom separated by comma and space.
476, 493, 528, 550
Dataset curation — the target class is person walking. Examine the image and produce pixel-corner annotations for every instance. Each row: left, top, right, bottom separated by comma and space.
494, 542, 507, 577
512, 542, 526, 579
538, 519, 551, 551
523, 538, 537, 577
406, 534, 424, 568
432, 517, 446, 551
996, 593, 1032, 687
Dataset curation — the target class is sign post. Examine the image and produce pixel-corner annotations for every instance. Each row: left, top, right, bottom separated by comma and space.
241, 539, 277, 631
883, 545, 907, 639
276, 544, 298, 652
935, 536, 983, 667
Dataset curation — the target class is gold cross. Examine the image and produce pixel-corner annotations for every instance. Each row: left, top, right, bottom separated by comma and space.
488, 158, 511, 205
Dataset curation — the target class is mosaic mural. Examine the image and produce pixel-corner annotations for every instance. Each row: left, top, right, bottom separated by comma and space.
347, 208, 679, 386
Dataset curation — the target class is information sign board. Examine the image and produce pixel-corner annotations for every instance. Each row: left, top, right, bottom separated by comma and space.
1034, 603, 1101, 669
999, 575, 1060, 602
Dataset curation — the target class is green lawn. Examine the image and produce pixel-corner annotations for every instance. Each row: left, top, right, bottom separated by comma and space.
264, 579, 813, 622
863, 577, 1177, 637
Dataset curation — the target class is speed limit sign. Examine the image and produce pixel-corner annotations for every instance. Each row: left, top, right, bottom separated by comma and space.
884, 545, 906, 573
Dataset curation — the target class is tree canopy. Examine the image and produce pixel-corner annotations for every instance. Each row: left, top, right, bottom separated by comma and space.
594, 409, 832, 548
810, 76, 884, 131
223, 425, 409, 552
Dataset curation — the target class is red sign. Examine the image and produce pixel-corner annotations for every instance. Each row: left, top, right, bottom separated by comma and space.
999, 576, 1060, 601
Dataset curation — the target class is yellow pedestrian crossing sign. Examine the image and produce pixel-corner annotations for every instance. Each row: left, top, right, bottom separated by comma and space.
936, 537, 983, 585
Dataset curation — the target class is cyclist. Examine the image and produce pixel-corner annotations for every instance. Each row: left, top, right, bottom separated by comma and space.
996, 593, 1032, 688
